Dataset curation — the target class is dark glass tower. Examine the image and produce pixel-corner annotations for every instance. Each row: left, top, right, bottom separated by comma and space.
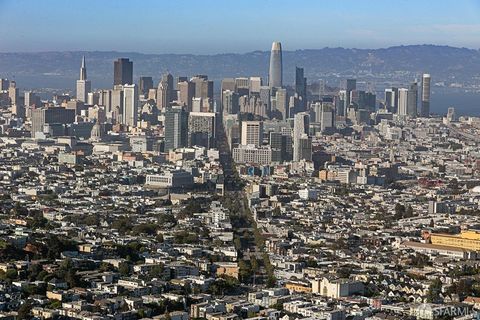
114, 58, 133, 86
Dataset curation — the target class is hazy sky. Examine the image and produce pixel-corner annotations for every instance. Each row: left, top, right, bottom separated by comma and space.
1, 0, 480, 53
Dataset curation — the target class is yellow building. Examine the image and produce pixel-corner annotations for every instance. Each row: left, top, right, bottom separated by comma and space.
430, 230, 480, 251
285, 281, 312, 293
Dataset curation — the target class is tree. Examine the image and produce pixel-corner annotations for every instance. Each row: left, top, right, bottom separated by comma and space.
17, 301, 32, 319
118, 262, 130, 277
426, 278, 442, 303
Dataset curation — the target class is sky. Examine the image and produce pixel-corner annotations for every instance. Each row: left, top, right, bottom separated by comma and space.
0, 0, 480, 54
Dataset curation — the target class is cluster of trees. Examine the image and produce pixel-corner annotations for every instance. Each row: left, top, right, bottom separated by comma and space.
393, 203, 415, 220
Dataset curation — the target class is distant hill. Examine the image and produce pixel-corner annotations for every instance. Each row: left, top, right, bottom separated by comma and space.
0, 45, 479, 90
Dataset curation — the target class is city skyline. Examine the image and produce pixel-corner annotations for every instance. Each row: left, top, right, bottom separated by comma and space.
1, 0, 480, 53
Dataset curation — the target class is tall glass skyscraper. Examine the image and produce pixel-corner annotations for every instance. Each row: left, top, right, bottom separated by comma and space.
269, 42, 283, 89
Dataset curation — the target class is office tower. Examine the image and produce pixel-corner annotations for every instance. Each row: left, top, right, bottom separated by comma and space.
31, 107, 76, 138
122, 84, 138, 127
188, 112, 216, 148
249, 77, 262, 94
295, 67, 307, 110
8, 81, 18, 105
235, 77, 250, 96
148, 89, 157, 101
98, 90, 112, 112
269, 41, 283, 88
318, 79, 325, 97
222, 90, 239, 115
192, 75, 213, 99
275, 88, 288, 120
293, 112, 310, 162
397, 88, 409, 116
221, 78, 236, 92
24, 91, 40, 107
157, 74, 173, 109
352, 91, 376, 112
191, 75, 213, 111
220, 79, 236, 113
345, 78, 356, 111
313, 102, 335, 132
384, 89, 396, 112
337, 90, 347, 116
447, 107, 456, 122
407, 82, 418, 117
111, 87, 124, 122
87, 92, 99, 106
0, 79, 9, 91
269, 131, 293, 162
12, 104, 25, 118
241, 121, 264, 147
66, 100, 85, 115
259, 86, 271, 116
346, 79, 356, 92
139, 76, 153, 96
164, 106, 188, 151
114, 58, 133, 86
163, 73, 174, 101
296, 135, 312, 162
176, 76, 188, 88
192, 98, 203, 112
178, 81, 195, 110
421, 74, 431, 117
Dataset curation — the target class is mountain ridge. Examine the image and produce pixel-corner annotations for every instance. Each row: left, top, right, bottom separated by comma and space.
0, 44, 479, 90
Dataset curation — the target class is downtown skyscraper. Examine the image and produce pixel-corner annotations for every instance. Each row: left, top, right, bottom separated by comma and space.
269, 42, 283, 89
114, 58, 133, 86
76, 56, 91, 103
421, 74, 431, 117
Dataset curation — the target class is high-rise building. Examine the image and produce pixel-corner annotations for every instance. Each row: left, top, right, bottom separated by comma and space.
269, 41, 283, 89
157, 74, 174, 109
313, 102, 335, 132
111, 87, 124, 123
0, 79, 9, 91
87, 92, 99, 106
259, 86, 271, 116
344, 79, 357, 113
421, 74, 431, 117
178, 81, 195, 110
31, 107, 75, 138
98, 90, 112, 112
384, 89, 396, 112
114, 58, 133, 86
241, 121, 263, 147
164, 106, 188, 151
407, 82, 418, 117
139, 76, 153, 96
293, 112, 310, 162
24, 91, 40, 107
447, 107, 456, 122
295, 67, 307, 110
295, 135, 312, 162
397, 88, 409, 116
122, 84, 138, 127
249, 77, 262, 94
188, 112, 216, 148
275, 88, 288, 120
192, 75, 213, 99
269, 131, 292, 162
222, 90, 239, 115
235, 77, 250, 96
8, 81, 18, 105
191, 75, 213, 111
